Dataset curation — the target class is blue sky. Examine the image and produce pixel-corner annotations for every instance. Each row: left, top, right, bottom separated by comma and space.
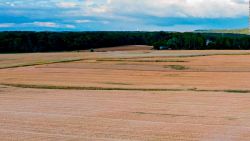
0, 0, 248, 31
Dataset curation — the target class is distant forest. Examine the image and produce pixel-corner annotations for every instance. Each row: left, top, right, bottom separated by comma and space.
0, 31, 249, 53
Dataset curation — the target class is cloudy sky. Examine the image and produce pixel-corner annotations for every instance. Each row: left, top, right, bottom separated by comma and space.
0, 0, 248, 31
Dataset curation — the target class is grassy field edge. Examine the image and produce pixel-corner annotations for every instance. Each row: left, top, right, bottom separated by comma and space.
2, 83, 250, 93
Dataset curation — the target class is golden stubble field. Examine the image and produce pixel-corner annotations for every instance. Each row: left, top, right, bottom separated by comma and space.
1, 46, 250, 140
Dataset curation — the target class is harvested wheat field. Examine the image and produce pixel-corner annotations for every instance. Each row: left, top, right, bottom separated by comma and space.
1, 49, 250, 141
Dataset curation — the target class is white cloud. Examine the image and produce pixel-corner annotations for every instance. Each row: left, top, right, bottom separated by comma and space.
32, 22, 58, 27
18, 22, 75, 29
65, 24, 75, 28
56, 2, 77, 8
83, 0, 248, 18
75, 20, 92, 23
0, 0, 248, 31
1, 0, 248, 18
0, 23, 15, 28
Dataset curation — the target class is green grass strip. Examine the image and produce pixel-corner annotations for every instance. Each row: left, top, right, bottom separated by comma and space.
2, 83, 250, 93
0, 58, 83, 69
164, 65, 189, 70
96, 59, 187, 63
1, 83, 182, 91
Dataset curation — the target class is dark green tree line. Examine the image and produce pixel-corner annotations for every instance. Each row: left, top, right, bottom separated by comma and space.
0, 31, 249, 53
